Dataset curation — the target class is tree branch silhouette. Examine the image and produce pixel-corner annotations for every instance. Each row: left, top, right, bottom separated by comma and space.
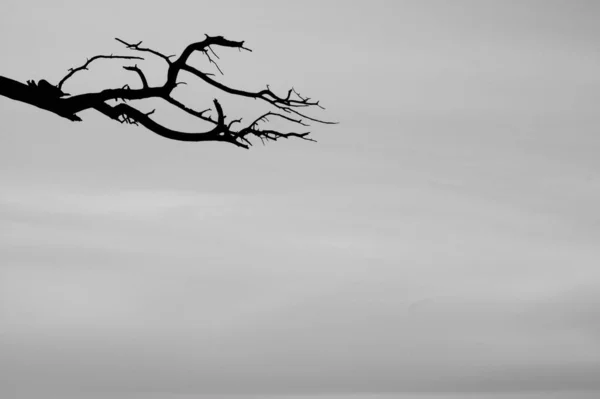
0, 35, 334, 148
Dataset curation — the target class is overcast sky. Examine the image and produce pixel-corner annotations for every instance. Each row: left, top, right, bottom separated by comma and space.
1, 1, 600, 398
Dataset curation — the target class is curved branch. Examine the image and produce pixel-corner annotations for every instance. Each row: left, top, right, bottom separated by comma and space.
248, 111, 309, 128
122, 65, 148, 88
93, 100, 247, 147
180, 64, 335, 125
58, 54, 144, 91
115, 38, 175, 64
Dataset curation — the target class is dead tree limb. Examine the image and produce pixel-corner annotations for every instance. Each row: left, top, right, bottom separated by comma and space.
0, 35, 335, 149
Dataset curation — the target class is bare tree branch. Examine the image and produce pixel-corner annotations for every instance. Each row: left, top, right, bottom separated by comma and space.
163, 96, 215, 124
122, 65, 149, 88
115, 38, 176, 64
0, 35, 335, 149
58, 54, 144, 91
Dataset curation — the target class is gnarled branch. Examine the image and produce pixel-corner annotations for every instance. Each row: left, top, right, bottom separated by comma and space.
0, 35, 335, 148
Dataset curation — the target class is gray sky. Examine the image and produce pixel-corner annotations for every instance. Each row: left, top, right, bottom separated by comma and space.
1, 0, 600, 397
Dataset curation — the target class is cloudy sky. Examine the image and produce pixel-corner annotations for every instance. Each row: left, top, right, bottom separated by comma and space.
1, 0, 600, 398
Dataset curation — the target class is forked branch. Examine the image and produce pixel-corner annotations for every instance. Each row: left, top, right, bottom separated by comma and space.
0, 35, 335, 149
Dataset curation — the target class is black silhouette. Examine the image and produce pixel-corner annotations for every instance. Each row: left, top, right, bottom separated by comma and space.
0, 35, 334, 148
27, 79, 70, 98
